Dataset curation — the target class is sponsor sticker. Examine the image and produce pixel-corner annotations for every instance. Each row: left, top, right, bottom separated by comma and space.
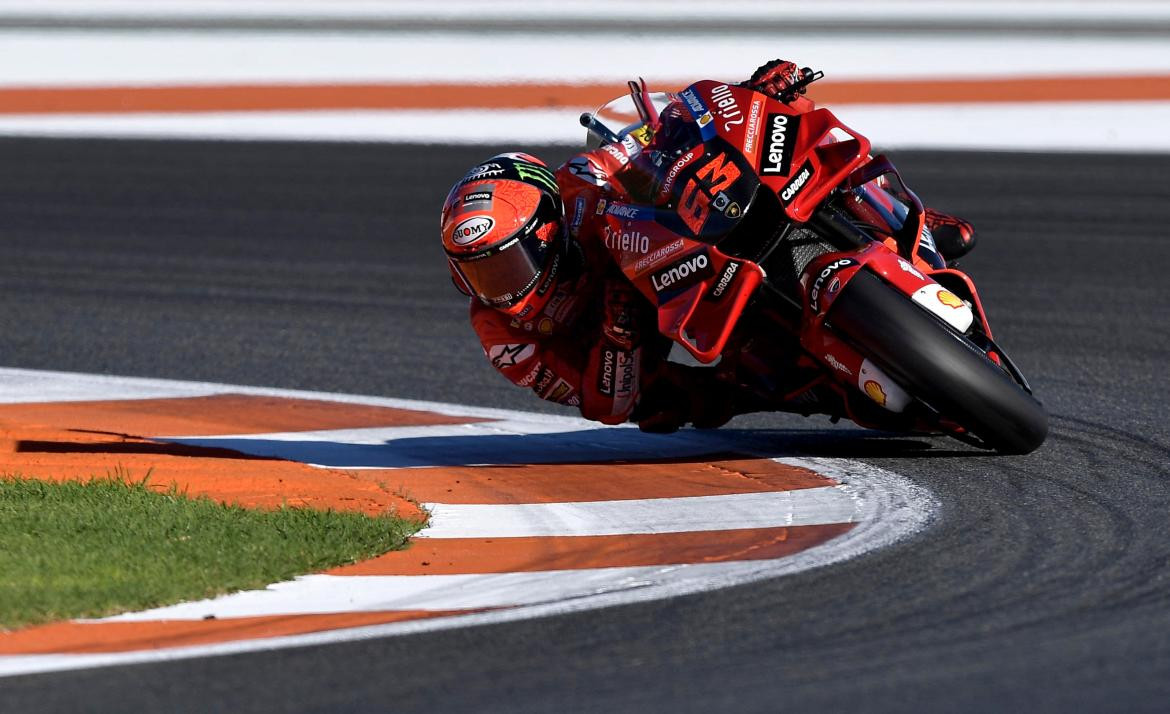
742, 97, 765, 159
680, 87, 707, 116
898, 259, 925, 280
603, 144, 630, 167
570, 196, 586, 237
759, 113, 802, 177
937, 290, 965, 309
651, 250, 714, 302
705, 260, 741, 301
533, 367, 556, 394
809, 257, 857, 313
534, 252, 561, 297
597, 346, 617, 397
490, 342, 536, 368
779, 159, 814, 206
461, 162, 505, 182
634, 238, 685, 273
567, 157, 608, 187
657, 149, 698, 200
707, 83, 744, 131
547, 380, 573, 403
514, 162, 558, 193
863, 380, 888, 406
604, 225, 651, 254
919, 225, 938, 253
488, 343, 535, 368
825, 353, 853, 376
462, 190, 492, 205
517, 363, 542, 387
451, 216, 495, 246
605, 202, 652, 221
614, 349, 637, 399
681, 86, 717, 139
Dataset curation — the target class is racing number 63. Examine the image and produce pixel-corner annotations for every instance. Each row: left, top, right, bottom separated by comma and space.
679, 153, 741, 235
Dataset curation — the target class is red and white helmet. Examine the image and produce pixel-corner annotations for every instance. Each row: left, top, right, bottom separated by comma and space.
441, 153, 565, 317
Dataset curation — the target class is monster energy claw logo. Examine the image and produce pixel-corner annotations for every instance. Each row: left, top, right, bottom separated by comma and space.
515, 163, 559, 193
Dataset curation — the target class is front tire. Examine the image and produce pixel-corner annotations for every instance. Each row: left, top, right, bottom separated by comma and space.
828, 269, 1047, 454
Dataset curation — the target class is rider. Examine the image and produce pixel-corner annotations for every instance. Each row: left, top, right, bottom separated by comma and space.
439, 60, 977, 432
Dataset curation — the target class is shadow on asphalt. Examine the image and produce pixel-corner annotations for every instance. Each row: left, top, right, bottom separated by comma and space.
160, 425, 983, 469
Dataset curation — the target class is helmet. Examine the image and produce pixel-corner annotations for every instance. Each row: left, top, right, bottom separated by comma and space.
441, 153, 565, 317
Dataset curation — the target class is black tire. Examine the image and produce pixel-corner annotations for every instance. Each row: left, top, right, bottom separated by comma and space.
828, 269, 1048, 454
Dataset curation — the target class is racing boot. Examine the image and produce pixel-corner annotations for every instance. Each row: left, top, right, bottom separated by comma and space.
925, 208, 977, 264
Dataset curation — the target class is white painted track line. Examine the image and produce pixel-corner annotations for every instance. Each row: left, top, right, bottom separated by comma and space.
419, 488, 857, 538
101, 563, 806, 621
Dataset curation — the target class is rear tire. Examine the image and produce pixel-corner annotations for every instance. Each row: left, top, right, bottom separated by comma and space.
828, 269, 1047, 454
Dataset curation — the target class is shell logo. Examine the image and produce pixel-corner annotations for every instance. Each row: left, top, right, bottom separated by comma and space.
937, 290, 964, 309
863, 380, 888, 406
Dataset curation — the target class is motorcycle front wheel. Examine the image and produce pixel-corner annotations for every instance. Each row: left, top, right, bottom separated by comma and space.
827, 269, 1048, 454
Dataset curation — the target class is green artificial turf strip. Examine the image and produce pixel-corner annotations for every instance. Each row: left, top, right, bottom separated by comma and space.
0, 474, 423, 629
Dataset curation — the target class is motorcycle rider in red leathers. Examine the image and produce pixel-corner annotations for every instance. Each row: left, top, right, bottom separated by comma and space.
439, 60, 977, 433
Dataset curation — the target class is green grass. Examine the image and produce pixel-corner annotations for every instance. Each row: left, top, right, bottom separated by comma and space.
0, 473, 423, 630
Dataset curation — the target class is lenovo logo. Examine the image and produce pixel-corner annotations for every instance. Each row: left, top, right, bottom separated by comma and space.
651, 252, 712, 297
759, 113, 801, 177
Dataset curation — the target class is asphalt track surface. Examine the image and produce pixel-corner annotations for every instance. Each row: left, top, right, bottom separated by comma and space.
0, 139, 1168, 712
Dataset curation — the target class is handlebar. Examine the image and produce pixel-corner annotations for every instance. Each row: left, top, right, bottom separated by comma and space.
579, 112, 621, 145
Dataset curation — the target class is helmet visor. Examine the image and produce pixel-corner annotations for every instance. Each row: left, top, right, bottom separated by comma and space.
448, 192, 561, 308
451, 233, 547, 307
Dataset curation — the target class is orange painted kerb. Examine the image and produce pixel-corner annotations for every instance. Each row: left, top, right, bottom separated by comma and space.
0, 75, 1167, 114
0, 393, 854, 656
0, 611, 486, 655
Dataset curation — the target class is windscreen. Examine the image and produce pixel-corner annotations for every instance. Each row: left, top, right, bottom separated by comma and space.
843, 161, 942, 268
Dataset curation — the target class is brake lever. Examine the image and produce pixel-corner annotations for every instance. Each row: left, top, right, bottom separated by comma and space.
778, 68, 825, 102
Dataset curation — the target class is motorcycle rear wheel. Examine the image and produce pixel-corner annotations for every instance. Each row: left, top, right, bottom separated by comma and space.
828, 269, 1048, 454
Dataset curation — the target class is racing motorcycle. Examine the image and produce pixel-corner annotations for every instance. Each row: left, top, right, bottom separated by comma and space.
580, 72, 1047, 454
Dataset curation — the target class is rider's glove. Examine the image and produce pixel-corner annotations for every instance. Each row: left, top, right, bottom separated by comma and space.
743, 59, 807, 99
601, 280, 642, 351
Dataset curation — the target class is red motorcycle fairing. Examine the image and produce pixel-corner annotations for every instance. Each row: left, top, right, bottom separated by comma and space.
673, 81, 872, 224
584, 76, 1045, 451
599, 80, 874, 363
599, 201, 764, 363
